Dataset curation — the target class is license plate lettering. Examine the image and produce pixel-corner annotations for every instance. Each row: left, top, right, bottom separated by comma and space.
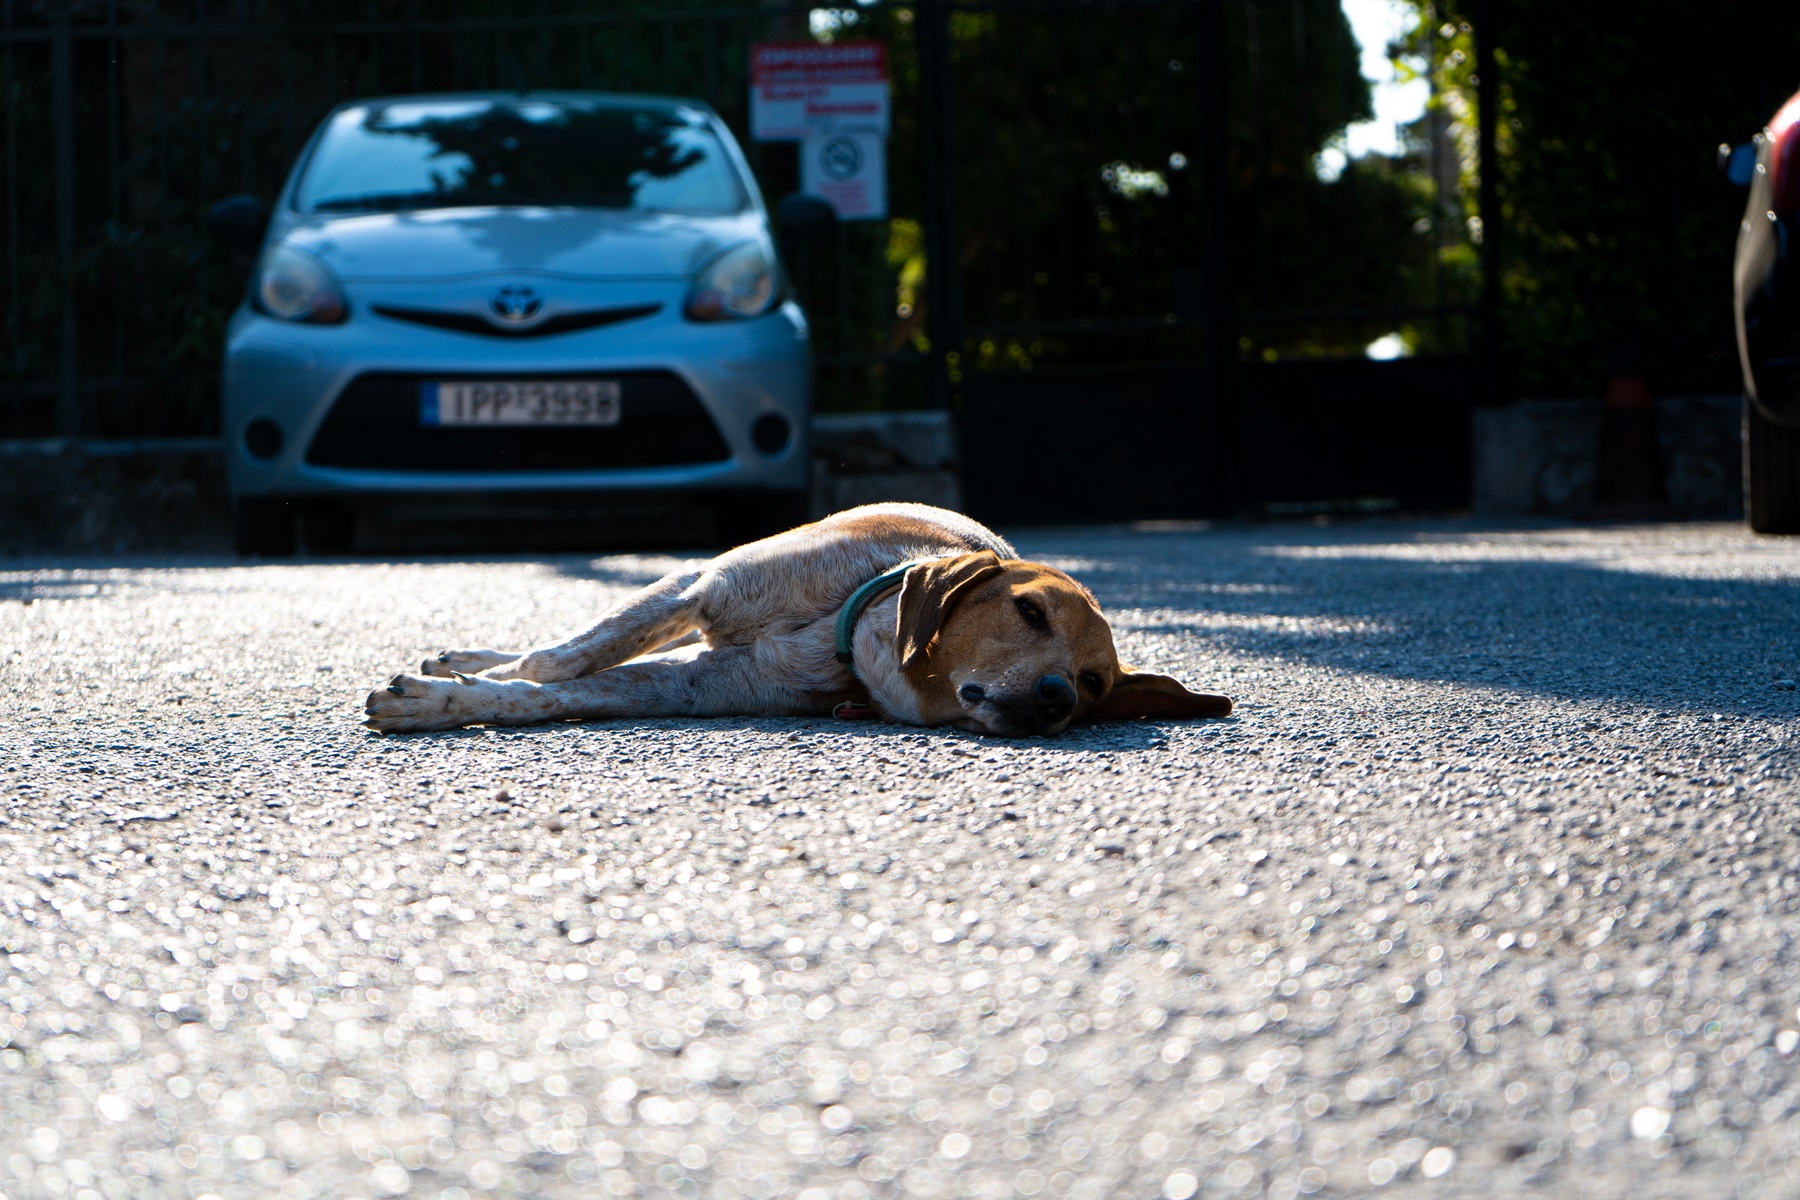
424, 380, 622, 427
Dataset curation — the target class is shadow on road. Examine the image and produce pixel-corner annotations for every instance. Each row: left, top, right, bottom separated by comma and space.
386, 710, 1195, 752
1017, 523, 1799, 720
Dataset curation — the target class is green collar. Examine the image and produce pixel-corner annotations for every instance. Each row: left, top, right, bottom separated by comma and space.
834, 558, 933, 679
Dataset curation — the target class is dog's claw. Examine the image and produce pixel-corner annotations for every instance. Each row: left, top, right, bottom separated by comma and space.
452, 671, 476, 685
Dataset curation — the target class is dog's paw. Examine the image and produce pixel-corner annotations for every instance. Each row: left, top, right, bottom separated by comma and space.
420, 648, 520, 678
364, 673, 477, 733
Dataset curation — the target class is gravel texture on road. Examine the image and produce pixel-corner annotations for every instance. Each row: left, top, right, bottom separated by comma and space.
2, 519, 1798, 1200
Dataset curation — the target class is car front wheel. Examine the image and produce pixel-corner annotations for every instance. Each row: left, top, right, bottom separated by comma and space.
1746, 398, 1800, 534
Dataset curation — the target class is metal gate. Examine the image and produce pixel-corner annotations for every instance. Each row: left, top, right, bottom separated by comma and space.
0, 0, 1489, 517
945, 0, 1490, 522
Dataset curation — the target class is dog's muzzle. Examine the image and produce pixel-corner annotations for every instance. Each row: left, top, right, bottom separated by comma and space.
960, 673, 1077, 735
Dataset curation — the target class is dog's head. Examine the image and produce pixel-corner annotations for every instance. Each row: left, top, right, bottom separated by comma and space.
895, 552, 1232, 737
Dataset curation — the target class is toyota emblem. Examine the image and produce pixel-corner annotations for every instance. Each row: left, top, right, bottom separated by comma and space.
490, 284, 543, 322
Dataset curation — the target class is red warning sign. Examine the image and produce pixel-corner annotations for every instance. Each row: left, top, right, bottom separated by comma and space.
750, 41, 890, 141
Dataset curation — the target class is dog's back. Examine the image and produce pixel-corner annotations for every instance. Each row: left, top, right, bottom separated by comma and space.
817, 502, 1015, 560
698, 504, 1016, 642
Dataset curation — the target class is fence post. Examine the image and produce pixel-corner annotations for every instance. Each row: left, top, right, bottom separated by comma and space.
915, 0, 960, 411
52, 14, 80, 437
1475, 0, 1502, 407
1196, 0, 1238, 513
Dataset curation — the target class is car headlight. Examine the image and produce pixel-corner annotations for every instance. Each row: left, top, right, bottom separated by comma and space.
251, 245, 348, 324
685, 241, 780, 321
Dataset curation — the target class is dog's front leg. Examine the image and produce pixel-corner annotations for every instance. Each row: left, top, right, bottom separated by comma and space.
420, 648, 524, 677
480, 571, 706, 683
421, 633, 708, 679
365, 645, 829, 733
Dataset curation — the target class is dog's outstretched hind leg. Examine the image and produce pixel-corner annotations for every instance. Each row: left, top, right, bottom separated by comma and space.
480, 571, 706, 683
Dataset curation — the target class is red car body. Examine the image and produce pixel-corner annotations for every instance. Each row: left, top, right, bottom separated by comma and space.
1733, 85, 1800, 531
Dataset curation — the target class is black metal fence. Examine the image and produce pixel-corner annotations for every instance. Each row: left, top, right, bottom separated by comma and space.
2, 0, 853, 437
1, 0, 1485, 513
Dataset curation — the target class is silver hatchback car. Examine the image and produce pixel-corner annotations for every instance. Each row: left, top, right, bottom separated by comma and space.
215, 93, 812, 554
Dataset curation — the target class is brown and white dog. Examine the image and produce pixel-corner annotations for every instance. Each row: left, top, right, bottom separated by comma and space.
363, 502, 1231, 736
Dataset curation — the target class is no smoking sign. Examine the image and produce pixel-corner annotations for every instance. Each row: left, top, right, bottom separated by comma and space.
801, 131, 887, 221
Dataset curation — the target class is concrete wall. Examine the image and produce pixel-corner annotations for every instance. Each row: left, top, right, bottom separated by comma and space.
1472, 395, 1743, 518
2, 401, 1748, 551
0, 438, 229, 553
0, 414, 965, 552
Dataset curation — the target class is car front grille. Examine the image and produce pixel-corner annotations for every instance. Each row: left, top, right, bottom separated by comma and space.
304, 370, 731, 471
369, 303, 663, 338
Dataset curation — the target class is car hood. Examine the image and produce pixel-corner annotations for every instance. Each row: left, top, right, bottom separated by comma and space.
276, 207, 767, 281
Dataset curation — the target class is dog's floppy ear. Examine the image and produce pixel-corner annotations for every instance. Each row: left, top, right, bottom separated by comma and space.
1085, 668, 1233, 722
896, 552, 1008, 670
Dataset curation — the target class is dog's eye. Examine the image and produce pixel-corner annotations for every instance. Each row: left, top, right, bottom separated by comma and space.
1079, 671, 1106, 696
1014, 597, 1050, 633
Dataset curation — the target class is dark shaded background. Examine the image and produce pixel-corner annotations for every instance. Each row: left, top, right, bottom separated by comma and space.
1431, 0, 1800, 397
1, 0, 1795, 438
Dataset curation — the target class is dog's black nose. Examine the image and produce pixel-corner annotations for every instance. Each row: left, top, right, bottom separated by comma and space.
959, 682, 987, 704
1035, 674, 1076, 720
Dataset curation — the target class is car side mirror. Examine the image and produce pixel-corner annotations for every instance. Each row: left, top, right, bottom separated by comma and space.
208, 194, 269, 251
1720, 142, 1757, 187
775, 193, 838, 246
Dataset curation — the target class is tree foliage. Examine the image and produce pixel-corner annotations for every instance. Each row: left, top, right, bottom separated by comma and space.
1422, 0, 1800, 397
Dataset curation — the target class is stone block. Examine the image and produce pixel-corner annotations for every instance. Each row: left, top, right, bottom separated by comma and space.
810, 410, 960, 516
1472, 396, 1741, 518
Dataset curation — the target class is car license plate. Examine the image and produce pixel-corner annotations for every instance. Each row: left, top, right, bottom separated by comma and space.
421, 380, 622, 427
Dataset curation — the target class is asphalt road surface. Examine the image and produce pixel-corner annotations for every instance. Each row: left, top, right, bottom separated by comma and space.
3, 519, 1798, 1200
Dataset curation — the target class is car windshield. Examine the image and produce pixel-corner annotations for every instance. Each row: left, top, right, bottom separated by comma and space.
296, 99, 746, 214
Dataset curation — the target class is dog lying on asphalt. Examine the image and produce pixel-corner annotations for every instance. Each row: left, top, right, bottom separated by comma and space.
364, 502, 1232, 736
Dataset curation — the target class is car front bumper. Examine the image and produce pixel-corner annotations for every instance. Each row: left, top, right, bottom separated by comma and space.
223, 291, 812, 498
